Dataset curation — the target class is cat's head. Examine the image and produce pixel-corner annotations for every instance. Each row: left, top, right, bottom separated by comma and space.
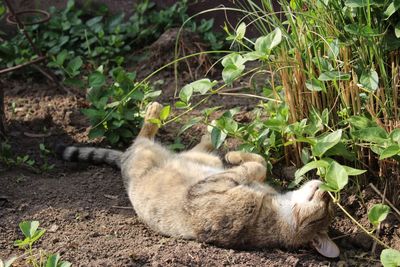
288, 180, 339, 258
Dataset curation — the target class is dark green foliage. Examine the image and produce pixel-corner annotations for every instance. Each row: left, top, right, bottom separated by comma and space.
0, 0, 224, 77
82, 68, 160, 145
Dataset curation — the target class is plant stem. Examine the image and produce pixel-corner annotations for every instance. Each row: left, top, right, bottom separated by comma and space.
328, 192, 391, 249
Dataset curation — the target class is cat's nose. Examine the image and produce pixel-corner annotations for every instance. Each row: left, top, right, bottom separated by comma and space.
321, 190, 330, 201
313, 189, 329, 201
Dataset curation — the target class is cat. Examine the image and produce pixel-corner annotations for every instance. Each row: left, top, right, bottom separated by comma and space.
58, 102, 340, 258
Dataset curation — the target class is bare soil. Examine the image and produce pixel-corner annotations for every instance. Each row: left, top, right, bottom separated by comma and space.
0, 57, 399, 266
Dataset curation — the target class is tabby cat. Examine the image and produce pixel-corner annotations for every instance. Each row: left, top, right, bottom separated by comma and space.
58, 102, 339, 258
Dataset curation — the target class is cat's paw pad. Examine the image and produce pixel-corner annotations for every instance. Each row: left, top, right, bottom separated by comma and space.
145, 102, 163, 120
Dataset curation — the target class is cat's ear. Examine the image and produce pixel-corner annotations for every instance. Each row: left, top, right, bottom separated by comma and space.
311, 232, 340, 258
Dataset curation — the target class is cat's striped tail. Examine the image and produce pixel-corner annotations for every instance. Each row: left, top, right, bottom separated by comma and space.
56, 145, 122, 169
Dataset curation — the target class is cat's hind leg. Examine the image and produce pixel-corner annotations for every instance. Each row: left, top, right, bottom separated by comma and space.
190, 134, 214, 152
225, 151, 266, 167
179, 134, 223, 168
137, 102, 163, 139
122, 102, 170, 186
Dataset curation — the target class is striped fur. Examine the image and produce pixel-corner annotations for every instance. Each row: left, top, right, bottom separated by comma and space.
56, 145, 122, 168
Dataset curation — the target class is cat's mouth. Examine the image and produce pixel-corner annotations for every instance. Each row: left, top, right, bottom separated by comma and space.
309, 189, 329, 202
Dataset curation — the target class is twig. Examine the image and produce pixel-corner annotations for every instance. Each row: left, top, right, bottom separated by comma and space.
24, 132, 52, 138
217, 92, 282, 102
104, 194, 118, 200
111, 206, 132, 210
369, 183, 400, 220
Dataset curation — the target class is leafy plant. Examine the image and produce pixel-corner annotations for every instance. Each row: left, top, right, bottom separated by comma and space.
14, 221, 46, 250
0, 141, 36, 169
0, 0, 225, 83
82, 68, 160, 145
5, 220, 72, 267
39, 143, 55, 172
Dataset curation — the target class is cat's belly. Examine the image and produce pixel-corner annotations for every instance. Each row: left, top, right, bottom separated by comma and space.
198, 165, 225, 177
129, 162, 225, 239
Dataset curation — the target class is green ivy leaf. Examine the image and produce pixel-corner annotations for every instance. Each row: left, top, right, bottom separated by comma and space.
19, 221, 39, 238
324, 161, 348, 192
381, 249, 400, 267
243, 51, 263, 61
118, 128, 133, 138
300, 148, 310, 165
343, 166, 367, 176
81, 109, 104, 120
178, 117, 202, 135
46, 254, 60, 267
318, 71, 351, 81
384, 0, 400, 19
175, 101, 188, 109
159, 105, 171, 121
29, 229, 46, 244
352, 127, 389, 145
379, 144, 400, 160
183, 79, 217, 95
56, 50, 68, 66
88, 71, 106, 89
254, 27, 282, 54
368, 204, 390, 228
14, 238, 31, 248
390, 128, 400, 144
312, 130, 342, 157
211, 127, 227, 149
235, 22, 246, 40
324, 142, 356, 161
327, 39, 340, 59
347, 116, 376, 129
359, 69, 379, 91
66, 56, 82, 74
147, 118, 161, 127
222, 64, 245, 85
179, 85, 193, 103
291, 159, 330, 188
106, 131, 120, 144
221, 53, 246, 85
88, 127, 106, 139
395, 22, 400, 38
86, 16, 103, 27
305, 78, 325, 92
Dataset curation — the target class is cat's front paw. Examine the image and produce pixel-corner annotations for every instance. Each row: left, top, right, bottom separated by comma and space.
145, 102, 163, 121
293, 180, 323, 202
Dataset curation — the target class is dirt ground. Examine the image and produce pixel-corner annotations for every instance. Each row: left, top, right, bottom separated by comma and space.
0, 59, 399, 266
